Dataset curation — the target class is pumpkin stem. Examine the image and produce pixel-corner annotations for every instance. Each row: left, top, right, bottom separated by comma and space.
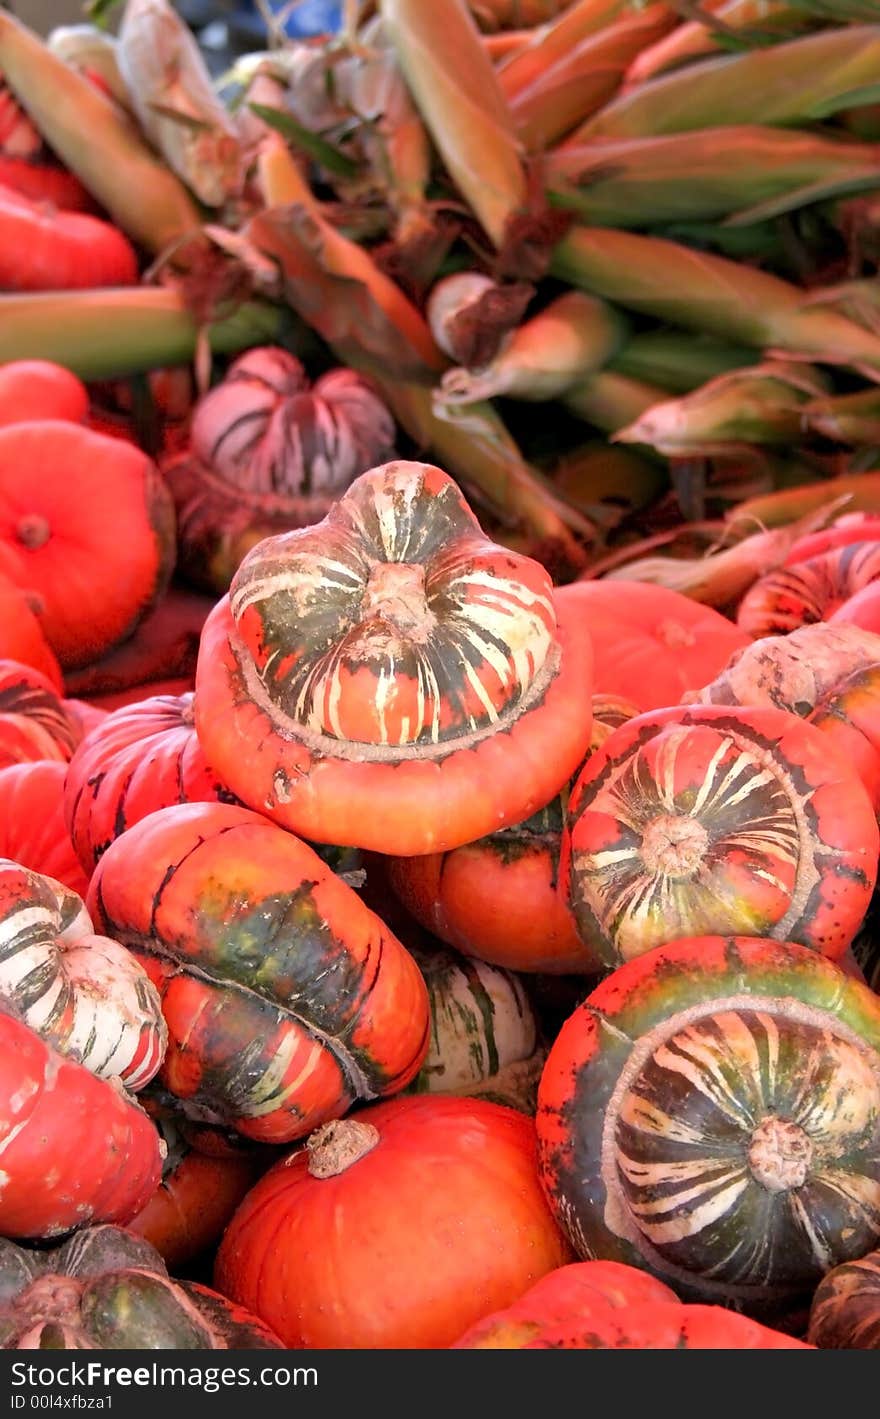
306, 1118, 380, 1178
16, 512, 50, 549
748, 1115, 813, 1194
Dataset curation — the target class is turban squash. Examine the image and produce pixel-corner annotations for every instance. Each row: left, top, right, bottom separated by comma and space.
537, 936, 880, 1325
195, 459, 595, 856
86, 800, 430, 1143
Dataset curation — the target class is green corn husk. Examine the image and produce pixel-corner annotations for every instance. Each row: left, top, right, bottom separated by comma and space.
250, 134, 443, 378
379, 0, 527, 249
546, 127, 880, 230
381, 378, 599, 570
625, 1, 809, 88
552, 225, 880, 380
497, 0, 639, 98
570, 25, 880, 142
116, 0, 245, 208
435, 290, 628, 404
505, 4, 678, 150
549, 441, 668, 517
46, 23, 131, 110
803, 387, 880, 444
613, 360, 830, 457
609, 329, 755, 391
0, 9, 201, 254
0, 289, 284, 380
563, 370, 670, 433
730, 470, 880, 527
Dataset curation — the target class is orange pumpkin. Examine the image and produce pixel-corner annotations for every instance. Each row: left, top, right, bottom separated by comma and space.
0, 360, 89, 426
0, 421, 176, 669
0, 658, 81, 768
0, 567, 62, 688
0, 760, 89, 896
214, 1094, 572, 1349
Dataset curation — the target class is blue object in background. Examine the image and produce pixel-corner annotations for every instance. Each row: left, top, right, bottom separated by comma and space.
231, 0, 343, 42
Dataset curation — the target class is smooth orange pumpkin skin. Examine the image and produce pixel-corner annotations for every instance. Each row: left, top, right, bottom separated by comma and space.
558, 580, 748, 711
453, 1260, 679, 1347
127, 1147, 264, 1272
0, 760, 90, 897
464, 1303, 811, 1349
0, 421, 177, 670
214, 1094, 572, 1349
0, 568, 62, 689
386, 845, 596, 974
0, 361, 89, 427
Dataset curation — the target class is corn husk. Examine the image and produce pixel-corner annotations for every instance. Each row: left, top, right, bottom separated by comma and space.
726, 471, 880, 528
0, 9, 201, 254
609, 330, 754, 391
598, 500, 847, 605
483, 30, 533, 60
435, 290, 627, 404
547, 127, 880, 229
250, 134, 443, 378
614, 360, 830, 457
803, 387, 880, 445
379, 378, 599, 573
116, 0, 245, 208
625, 1, 808, 89
801, 278, 880, 335
497, 0, 637, 98
550, 442, 667, 516
571, 25, 880, 141
552, 225, 880, 380
506, 5, 676, 150
0, 288, 283, 380
563, 370, 669, 433
46, 24, 131, 111
379, 0, 527, 249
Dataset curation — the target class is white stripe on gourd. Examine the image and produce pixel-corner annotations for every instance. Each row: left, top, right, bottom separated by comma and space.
0, 860, 166, 1091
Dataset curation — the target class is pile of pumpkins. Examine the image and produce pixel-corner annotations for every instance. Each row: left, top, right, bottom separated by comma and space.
3, 353, 880, 1350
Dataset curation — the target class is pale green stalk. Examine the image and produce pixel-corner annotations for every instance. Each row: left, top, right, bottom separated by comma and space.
563, 370, 670, 432
552, 225, 880, 380
0, 289, 283, 380
609, 330, 755, 391
801, 278, 880, 335
547, 127, 880, 229
379, 0, 527, 249
613, 360, 829, 456
570, 25, 880, 141
507, 5, 677, 150
435, 291, 628, 404
0, 9, 201, 254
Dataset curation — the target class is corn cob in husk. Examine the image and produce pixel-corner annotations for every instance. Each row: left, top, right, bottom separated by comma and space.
625, 1, 811, 88
115, 0, 246, 209
546, 127, 880, 229
803, 388, 880, 445
552, 226, 880, 380
46, 24, 131, 111
0, 288, 284, 380
614, 361, 830, 457
251, 133, 442, 378
505, 4, 678, 151
379, 0, 527, 250
608, 330, 755, 392
563, 370, 670, 434
435, 291, 628, 405
495, 0, 635, 97
571, 25, 880, 142
0, 9, 201, 254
